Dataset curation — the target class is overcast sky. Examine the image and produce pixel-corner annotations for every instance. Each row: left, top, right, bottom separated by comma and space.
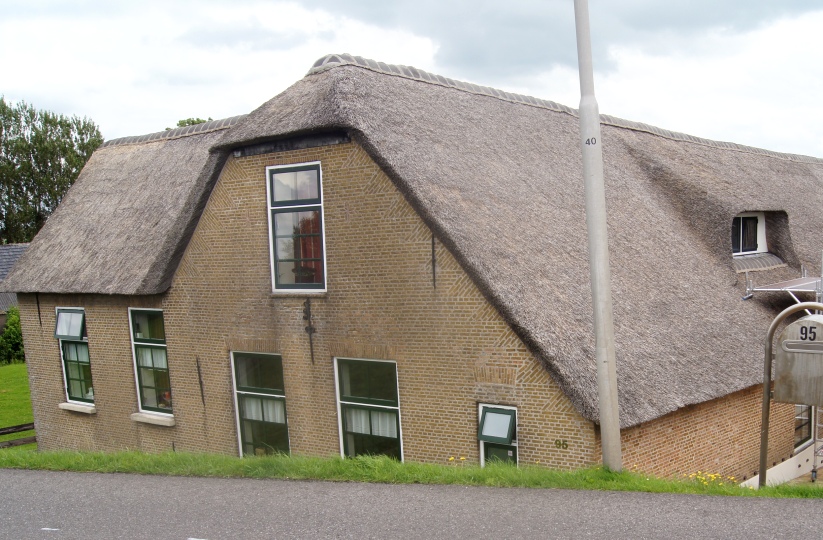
2, 1, 822, 158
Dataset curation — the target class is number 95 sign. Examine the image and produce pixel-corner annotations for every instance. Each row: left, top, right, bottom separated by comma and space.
774, 314, 823, 406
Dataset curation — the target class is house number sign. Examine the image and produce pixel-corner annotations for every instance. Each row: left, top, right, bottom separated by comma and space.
774, 314, 823, 406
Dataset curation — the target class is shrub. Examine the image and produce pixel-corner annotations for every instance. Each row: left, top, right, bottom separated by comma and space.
0, 306, 25, 364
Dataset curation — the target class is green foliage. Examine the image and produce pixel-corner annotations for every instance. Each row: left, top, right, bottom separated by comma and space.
166, 117, 212, 130
0, 306, 24, 365
0, 362, 34, 444
0, 97, 103, 243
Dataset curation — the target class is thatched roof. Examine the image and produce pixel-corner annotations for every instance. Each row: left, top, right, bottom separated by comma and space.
218, 54, 823, 427
0, 243, 28, 312
7, 54, 823, 427
1, 117, 245, 295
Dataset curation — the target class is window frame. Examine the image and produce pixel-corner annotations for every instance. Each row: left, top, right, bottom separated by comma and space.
54, 308, 85, 340
265, 162, 328, 293
478, 403, 518, 467
129, 308, 173, 415
732, 212, 767, 256
230, 351, 290, 457
794, 404, 813, 451
56, 307, 94, 405
334, 357, 403, 461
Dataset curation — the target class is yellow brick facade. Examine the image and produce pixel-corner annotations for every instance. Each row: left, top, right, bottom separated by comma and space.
17, 138, 796, 478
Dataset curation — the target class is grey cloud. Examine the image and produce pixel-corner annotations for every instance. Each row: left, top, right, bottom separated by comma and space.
296, 0, 820, 82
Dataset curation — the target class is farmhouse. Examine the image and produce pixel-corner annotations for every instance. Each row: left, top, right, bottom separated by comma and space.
5, 54, 822, 478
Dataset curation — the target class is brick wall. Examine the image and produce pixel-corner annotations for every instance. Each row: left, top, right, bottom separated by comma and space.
17, 137, 796, 478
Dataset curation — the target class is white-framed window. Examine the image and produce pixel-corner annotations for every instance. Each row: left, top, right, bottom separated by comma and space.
55, 307, 94, 404
334, 358, 403, 461
732, 212, 767, 255
266, 162, 327, 292
478, 403, 518, 466
795, 404, 813, 451
231, 352, 290, 456
129, 308, 172, 415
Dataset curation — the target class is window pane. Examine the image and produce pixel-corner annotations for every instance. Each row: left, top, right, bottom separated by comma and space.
235, 354, 284, 392
262, 399, 285, 424
151, 348, 168, 369
69, 380, 83, 398
56, 310, 84, 339
370, 410, 397, 438
76, 343, 90, 363
345, 407, 371, 434
272, 168, 319, 203
339, 361, 398, 404
64, 342, 78, 361
142, 387, 158, 408
481, 411, 513, 439
741, 217, 758, 252
140, 367, 156, 387
67, 362, 80, 379
136, 347, 153, 367
242, 396, 264, 421
132, 311, 165, 341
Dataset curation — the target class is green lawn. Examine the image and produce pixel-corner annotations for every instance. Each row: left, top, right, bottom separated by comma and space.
0, 363, 35, 444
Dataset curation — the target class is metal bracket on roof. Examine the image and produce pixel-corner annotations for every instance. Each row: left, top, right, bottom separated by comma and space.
744, 257, 823, 316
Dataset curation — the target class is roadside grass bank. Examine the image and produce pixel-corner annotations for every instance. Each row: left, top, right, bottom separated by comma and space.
0, 363, 35, 445
1, 447, 821, 498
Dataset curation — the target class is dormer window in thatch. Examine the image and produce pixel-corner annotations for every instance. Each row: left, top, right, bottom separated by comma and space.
732, 212, 767, 256
266, 162, 326, 292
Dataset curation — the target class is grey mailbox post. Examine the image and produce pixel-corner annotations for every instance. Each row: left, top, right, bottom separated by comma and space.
774, 315, 823, 407
759, 302, 823, 487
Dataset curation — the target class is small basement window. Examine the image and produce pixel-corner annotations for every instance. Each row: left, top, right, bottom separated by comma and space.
732, 212, 767, 256
478, 404, 518, 466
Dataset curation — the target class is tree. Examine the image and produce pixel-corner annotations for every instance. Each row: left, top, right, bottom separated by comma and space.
166, 117, 212, 130
0, 97, 103, 243
0, 306, 24, 364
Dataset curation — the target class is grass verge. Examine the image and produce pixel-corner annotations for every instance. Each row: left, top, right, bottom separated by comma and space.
0, 363, 34, 444
1, 447, 821, 498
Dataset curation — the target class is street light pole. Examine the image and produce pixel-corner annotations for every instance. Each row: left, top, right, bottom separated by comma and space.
573, 0, 622, 471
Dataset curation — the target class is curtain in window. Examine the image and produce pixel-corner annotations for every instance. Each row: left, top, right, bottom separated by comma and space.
346, 407, 370, 434
370, 410, 397, 438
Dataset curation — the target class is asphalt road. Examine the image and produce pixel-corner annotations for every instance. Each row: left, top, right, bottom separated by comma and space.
0, 469, 819, 539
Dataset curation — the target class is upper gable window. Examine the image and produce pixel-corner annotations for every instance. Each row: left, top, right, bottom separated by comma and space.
732, 212, 767, 256
266, 163, 326, 291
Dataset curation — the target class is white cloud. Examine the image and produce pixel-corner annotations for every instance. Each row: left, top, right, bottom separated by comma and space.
0, 1, 437, 139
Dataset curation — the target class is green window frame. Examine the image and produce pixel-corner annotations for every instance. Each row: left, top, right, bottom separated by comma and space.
336, 359, 401, 460
55, 308, 85, 340
233, 352, 290, 456
266, 163, 326, 291
478, 406, 516, 445
61, 340, 94, 403
130, 309, 172, 414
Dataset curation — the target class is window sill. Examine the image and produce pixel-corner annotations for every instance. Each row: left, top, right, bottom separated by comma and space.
58, 402, 96, 414
269, 290, 327, 298
130, 412, 175, 427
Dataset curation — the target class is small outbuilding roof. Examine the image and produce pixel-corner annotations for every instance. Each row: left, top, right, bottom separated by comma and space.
0, 243, 28, 313
6, 54, 823, 427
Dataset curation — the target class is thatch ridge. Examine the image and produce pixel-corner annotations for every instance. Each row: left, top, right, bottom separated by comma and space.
103, 115, 247, 148
308, 54, 823, 165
